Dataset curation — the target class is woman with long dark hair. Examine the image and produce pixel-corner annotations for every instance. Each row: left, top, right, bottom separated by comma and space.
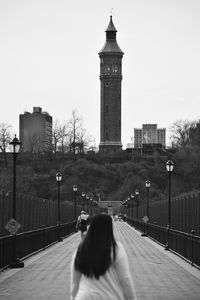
70, 214, 137, 300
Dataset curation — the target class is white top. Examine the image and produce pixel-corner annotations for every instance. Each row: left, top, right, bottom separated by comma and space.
78, 213, 89, 222
70, 241, 137, 300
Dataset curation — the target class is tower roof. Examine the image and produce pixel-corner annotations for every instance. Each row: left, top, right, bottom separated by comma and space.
106, 16, 117, 32
99, 16, 124, 55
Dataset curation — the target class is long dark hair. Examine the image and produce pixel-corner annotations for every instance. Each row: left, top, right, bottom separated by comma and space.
74, 214, 117, 279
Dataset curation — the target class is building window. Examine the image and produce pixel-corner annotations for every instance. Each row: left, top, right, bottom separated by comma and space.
106, 82, 109, 87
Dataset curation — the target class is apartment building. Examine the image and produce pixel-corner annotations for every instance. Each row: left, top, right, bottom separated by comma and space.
19, 107, 52, 153
134, 124, 166, 149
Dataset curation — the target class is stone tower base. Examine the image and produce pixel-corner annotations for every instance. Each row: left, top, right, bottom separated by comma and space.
99, 142, 122, 153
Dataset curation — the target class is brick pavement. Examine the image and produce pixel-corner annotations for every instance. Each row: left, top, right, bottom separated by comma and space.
0, 221, 200, 299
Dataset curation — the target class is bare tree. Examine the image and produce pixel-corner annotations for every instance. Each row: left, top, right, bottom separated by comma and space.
0, 123, 13, 166
77, 127, 95, 155
170, 120, 195, 149
52, 120, 70, 154
68, 109, 82, 156
52, 120, 63, 154
27, 134, 44, 154
59, 124, 69, 153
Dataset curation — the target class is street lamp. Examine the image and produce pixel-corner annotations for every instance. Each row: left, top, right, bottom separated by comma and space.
127, 196, 130, 217
135, 189, 139, 220
130, 193, 134, 219
90, 197, 93, 215
165, 160, 174, 250
9, 135, 24, 268
166, 160, 174, 226
81, 192, 85, 210
56, 172, 62, 241
145, 180, 150, 219
73, 185, 78, 225
124, 199, 128, 217
86, 194, 89, 213
141, 180, 151, 237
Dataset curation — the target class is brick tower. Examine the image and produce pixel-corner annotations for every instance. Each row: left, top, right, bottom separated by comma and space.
99, 16, 124, 153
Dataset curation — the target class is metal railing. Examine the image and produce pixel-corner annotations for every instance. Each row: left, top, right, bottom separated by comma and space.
126, 217, 200, 268
0, 221, 76, 271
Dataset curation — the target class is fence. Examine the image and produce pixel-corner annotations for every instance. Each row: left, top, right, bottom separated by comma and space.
125, 218, 200, 268
124, 191, 200, 236
0, 190, 84, 237
0, 221, 75, 271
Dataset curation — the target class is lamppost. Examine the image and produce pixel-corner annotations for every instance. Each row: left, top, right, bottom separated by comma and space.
73, 185, 78, 225
145, 180, 150, 220
86, 194, 89, 213
9, 135, 24, 268
124, 199, 127, 217
81, 192, 85, 210
56, 172, 62, 241
127, 196, 130, 218
135, 189, 139, 220
123, 200, 126, 216
130, 193, 134, 218
141, 180, 150, 237
165, 160, 174, 250
90, 197, 93, 216
93, 200, 96, 215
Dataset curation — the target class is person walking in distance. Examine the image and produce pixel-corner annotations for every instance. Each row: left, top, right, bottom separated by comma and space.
70, 214, 137, 300
76, 211, 90, 240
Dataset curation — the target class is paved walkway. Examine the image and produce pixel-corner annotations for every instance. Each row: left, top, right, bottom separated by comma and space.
0, 221, 200, 299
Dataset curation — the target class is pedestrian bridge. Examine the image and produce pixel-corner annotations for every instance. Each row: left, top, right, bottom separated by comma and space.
0, 221, 200, 300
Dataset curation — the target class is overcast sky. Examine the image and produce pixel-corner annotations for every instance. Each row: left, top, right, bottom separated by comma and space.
0, 0, 200, 149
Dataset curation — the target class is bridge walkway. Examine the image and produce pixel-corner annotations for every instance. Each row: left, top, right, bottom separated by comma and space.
0, 221, 200, 299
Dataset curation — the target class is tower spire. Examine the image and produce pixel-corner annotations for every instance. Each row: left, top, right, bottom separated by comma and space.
99, 16, 123, 54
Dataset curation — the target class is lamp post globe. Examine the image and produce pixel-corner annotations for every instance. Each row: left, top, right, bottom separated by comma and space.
56, 172, 62, 183
145, 180, 150, 188
73, 185, 78, 192
9, 135, 21, 154
166, 160, 174, 172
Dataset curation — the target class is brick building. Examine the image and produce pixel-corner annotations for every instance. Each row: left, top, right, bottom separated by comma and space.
99, 16, 124, 153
